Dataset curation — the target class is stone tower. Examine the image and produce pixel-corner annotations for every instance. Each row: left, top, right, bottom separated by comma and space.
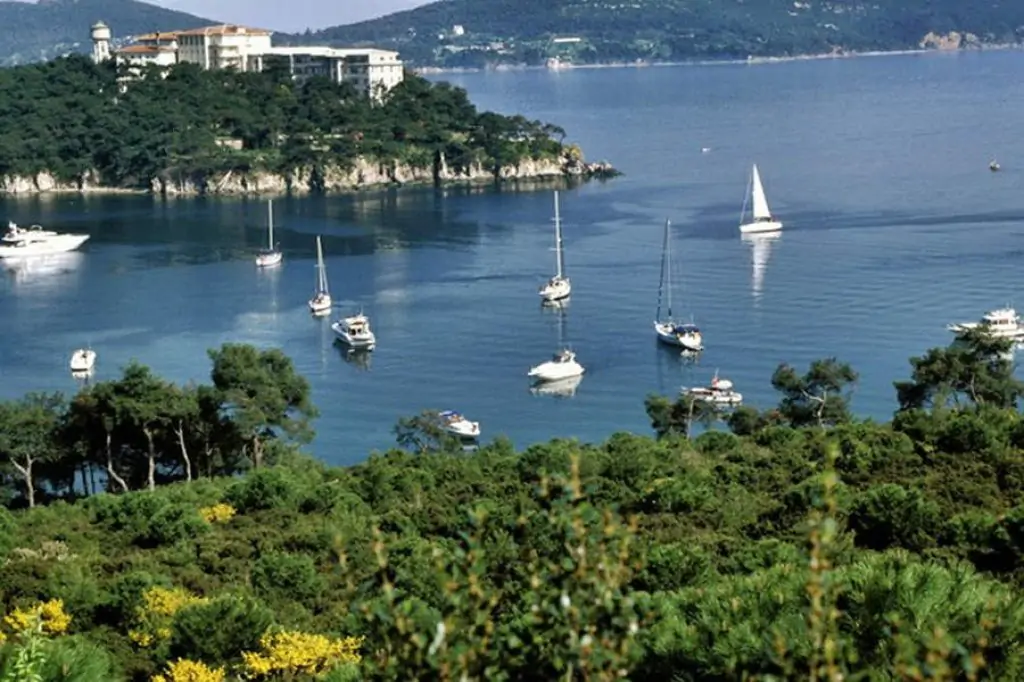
91, 21, 112, 63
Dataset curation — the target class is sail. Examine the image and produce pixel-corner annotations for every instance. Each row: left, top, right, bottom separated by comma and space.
315, 236, 329, 295
751, 165, 771, 221
267, 200, 274, 248
655, 219, 673, 322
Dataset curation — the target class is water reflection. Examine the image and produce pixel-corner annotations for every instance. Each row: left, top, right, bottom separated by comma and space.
339, 346, 372, 371
3, 251, 85, 290
741, 232, 780, 300
529, 374, 583, 398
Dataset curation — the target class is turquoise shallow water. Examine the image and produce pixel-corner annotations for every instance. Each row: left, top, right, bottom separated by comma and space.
2, 52, 1024, 464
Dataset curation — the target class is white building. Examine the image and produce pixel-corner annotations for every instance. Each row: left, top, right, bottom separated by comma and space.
174, 24, 272, 71
90, 21, 112, 63
251, 46, 404, 98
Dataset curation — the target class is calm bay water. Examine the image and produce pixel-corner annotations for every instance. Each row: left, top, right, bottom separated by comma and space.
3, 52, 1024, 464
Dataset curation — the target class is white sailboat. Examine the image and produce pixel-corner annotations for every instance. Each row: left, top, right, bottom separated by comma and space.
69, 347, 96, 373
308, 236, 332, 315
654, 219, 703, 352
738, 164, 783, 234
539, 191, 571, 303
255, 199, 282, 268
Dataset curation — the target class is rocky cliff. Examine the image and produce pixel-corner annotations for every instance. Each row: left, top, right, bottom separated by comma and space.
0, 151, 618, 196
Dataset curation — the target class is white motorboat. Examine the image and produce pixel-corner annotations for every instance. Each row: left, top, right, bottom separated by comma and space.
332, 312, 376, 349
308, 235, 332, 315
69, 348, 96, 373
529, 348, 585, 382
738, 164, 783, 234
530, 374, 583, 398
438, 410, 481, 439
0, 222, 90, 258
681, 372, 743, 406
947, 307, 1024, 341
539, 191, 571, 303
255, 200, 282, 268
654, 219, 704, 352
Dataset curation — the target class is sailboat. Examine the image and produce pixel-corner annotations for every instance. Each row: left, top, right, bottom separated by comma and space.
654, 219, 703, 352
528, 303, 584, 384
538, 191, 571, 303
255, 199, 283, 268
308, 236, 332, 315
738, 164, 783, 234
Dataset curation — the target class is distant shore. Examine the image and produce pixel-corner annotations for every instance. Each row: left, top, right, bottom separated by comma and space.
414, 45, 1021, 76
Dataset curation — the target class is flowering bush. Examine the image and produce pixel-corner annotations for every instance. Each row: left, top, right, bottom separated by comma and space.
3, 599, 72, 636
198, 504, 236, 524
241, 630, 362, 677
129, 586, 208, 647
152, 658, 226, 682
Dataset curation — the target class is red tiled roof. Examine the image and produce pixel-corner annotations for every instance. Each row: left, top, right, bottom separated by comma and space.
175, 24, 272, 37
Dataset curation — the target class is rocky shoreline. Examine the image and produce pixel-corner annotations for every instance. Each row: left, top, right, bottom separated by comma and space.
0, 151, 619, 197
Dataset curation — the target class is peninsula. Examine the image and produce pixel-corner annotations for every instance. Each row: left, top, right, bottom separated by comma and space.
0, 55, 615, 196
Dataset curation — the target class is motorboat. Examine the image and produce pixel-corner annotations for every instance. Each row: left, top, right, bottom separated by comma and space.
0, 222, 90, 258
69, 348, 96, 373
331, 312, 376, 350
947, 307, 1024, 341
528, 348, 585, 382
990, 160, 1001, 172
255, 200, 282, 268
438, 410, 481, 439
738, 164, 783, 234
529, 374, 583, 398
539, 191, 571, 303
308, 235, 332, 315
654, 219, 704, 352
681, 372, 742, 406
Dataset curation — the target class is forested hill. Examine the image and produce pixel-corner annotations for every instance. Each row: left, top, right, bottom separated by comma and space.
0, 0, 218, 66
294, 0, 1024, 68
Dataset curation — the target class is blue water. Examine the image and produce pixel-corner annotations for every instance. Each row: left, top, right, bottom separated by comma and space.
3, 51, 1024, 465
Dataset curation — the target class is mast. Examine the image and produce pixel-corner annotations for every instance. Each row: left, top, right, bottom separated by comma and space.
553, 191, 564, 278
665, 219, 673, 320
315, 236, 328, 295
656, 219, 670, 322
267, 199, 274, 249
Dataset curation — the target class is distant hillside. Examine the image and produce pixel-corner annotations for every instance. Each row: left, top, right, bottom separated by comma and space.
292, 0, 1024, 68
0, 0, 219, 66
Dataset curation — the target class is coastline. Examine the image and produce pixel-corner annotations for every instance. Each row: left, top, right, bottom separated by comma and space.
414, 44, 1021, 76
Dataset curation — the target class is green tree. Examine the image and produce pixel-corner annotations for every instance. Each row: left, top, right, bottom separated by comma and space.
0, 393, 64, 507
771, 358, 858, 428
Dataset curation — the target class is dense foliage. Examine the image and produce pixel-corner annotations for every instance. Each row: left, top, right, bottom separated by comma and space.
0, 55, 569, 189
1, 330, 1024, 679
0, 0, 215, 67
300, 0, 1024, 67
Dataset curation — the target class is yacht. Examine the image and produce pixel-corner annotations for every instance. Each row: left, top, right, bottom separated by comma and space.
539, 191, 571, 303
255, 200, 282, 268
308, 236, 332, 315
69, 348, 96, 373
528, 349, 585, 383
0, 222, 90, 258
438, 410, 481, 439
947, 307, 1024, 341
654, 219, 704, 352
332, 312, 376, 350
681, 372, 743, 406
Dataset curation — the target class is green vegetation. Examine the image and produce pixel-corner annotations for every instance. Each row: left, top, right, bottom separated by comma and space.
300, 0, 1024, 67
0, 55, 577, 192
0, 0, 215, 67
0, 330, 1023, 679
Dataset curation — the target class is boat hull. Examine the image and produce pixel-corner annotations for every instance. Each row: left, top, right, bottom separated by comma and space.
69, 350, 96, 373
540, 278, 571, 302
331, 323, 375, 350
739, 220, 783, 234
654, 322, 704, 352
308, 295, 332, 315
0, 234, 90, 258
528, 361, 585, 382
256, 252, 282, 268
682, 388, 743, 405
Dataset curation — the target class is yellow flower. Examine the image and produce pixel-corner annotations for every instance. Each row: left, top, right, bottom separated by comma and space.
151, 658, 225, 682
3, 599, 71, 636
130, 587, 208, 648
198, 503, 237, 524
241, 630, 362, 677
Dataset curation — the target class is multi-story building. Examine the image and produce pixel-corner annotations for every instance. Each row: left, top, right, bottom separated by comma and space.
251, 46, 405, 98
174, 24, 272, 71
91, 22, 403, 97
